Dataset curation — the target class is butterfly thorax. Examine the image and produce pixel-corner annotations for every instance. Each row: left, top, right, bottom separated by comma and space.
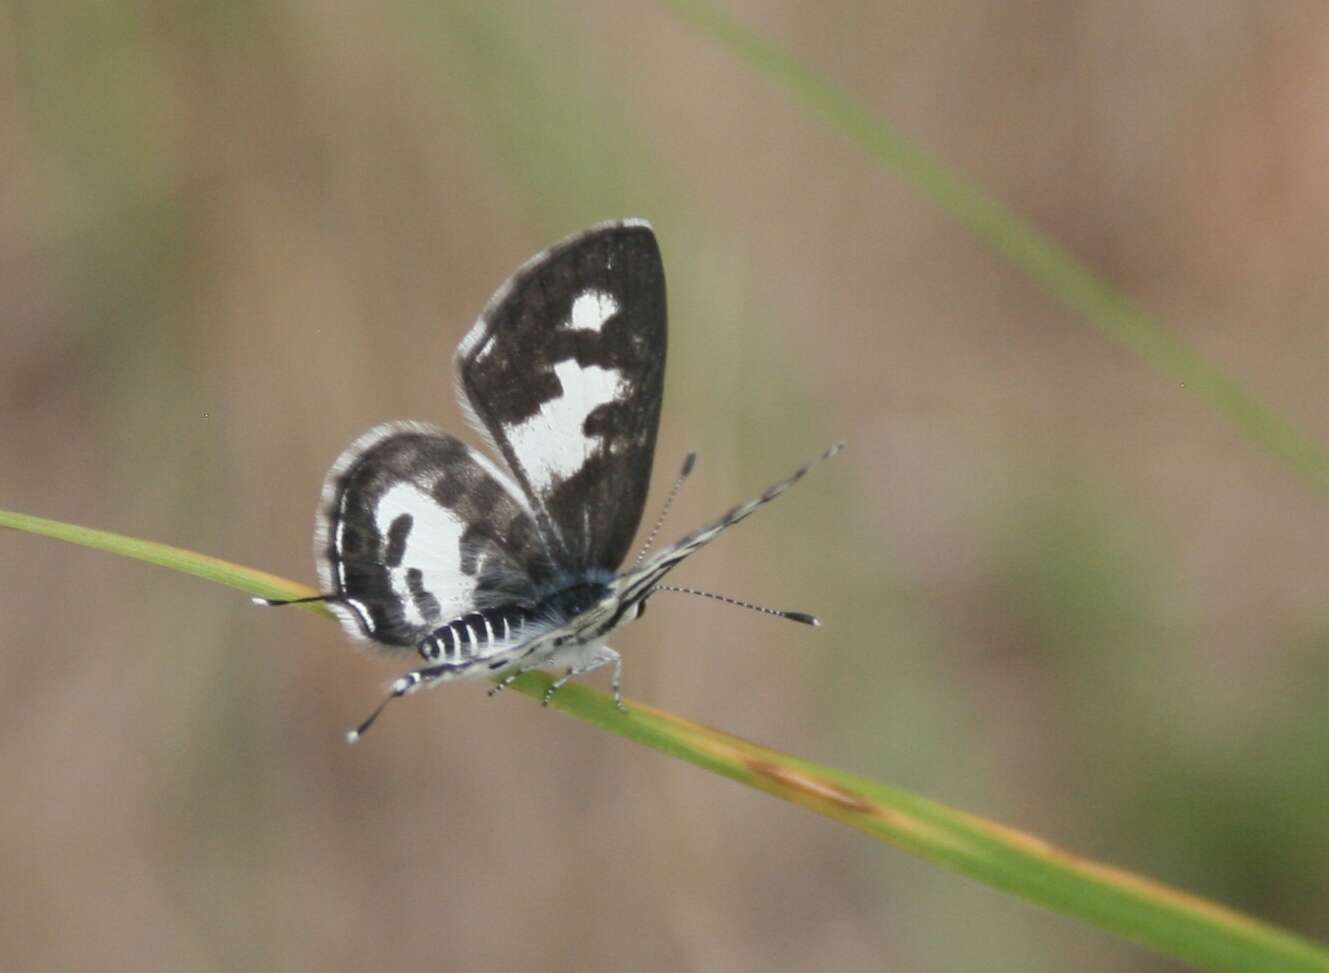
535, 573, 645, 647
539, 578, 613, 624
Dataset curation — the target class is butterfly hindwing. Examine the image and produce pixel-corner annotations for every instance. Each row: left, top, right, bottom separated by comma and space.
315, 421, 552, 648
455, 219, 666, 576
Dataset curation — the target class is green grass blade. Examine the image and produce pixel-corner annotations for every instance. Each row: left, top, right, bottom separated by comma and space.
660, 0, 1329, 496
525, 678, 1329, 973
5, 507, 1327, 972
0, 509, 328, 616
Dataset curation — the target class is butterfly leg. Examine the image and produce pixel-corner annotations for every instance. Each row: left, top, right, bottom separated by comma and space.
488, 634, 559, 698
542, 646, 627, 713
608, 650, 626, 713
487, 665, 531, 699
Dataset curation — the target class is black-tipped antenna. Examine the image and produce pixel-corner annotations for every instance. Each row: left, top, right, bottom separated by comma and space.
251, 594, 337, 608
345, 677, 411, 744
633, 451, 697, 567
651, 584, 821, 627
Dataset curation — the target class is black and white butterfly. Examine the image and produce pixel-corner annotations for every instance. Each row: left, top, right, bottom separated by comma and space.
259, 219, 841, 740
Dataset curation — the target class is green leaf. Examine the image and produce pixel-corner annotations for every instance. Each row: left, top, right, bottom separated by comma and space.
4, 507, 1327, 972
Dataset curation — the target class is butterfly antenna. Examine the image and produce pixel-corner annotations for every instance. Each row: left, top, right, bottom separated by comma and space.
633, 451, 697, 567
250, 594, 338, 608
651, 584, 820, 627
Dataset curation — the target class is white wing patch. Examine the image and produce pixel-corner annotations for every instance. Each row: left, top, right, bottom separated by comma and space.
334, 490, 375, 631
569, 290, 619, 333
374, 482, 475, 626
498, 288, 625, 494
505, 359, 626, 493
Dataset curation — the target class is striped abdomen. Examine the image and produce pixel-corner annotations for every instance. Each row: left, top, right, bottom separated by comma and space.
418, 605, 538, 664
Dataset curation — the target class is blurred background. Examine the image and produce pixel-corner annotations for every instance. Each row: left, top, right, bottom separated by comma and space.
4, 2, 1329, 970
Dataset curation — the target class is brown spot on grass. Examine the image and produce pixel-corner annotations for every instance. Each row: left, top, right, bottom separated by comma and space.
745, 759, 876, 814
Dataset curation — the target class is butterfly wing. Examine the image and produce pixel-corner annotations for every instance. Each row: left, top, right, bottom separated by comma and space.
316, 421, 555, 648
454, 219, 666, 576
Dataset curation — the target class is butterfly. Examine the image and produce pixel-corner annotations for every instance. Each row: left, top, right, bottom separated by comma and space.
258, 219, 841, 740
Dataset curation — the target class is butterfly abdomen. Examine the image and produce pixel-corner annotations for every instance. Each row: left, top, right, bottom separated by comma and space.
420, 605, 537, 663
416, 576, 614, 668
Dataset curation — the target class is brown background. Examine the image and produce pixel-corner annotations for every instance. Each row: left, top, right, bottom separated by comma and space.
4, 2, 1329, 970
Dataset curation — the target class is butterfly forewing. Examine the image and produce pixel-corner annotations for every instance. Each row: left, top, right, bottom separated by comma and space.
316, 421, 552, 647
455, 220, 666, 576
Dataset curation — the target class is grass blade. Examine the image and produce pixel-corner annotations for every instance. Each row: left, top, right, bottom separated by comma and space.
660, 0, 1329, 496
4, 507, 1327, 972
525, 677, 1328, 973
0, 509, 328, 616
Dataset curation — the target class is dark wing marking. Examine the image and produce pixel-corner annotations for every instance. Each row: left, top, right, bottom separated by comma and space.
315, 421, 554, 648
455, 219, 666, 575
